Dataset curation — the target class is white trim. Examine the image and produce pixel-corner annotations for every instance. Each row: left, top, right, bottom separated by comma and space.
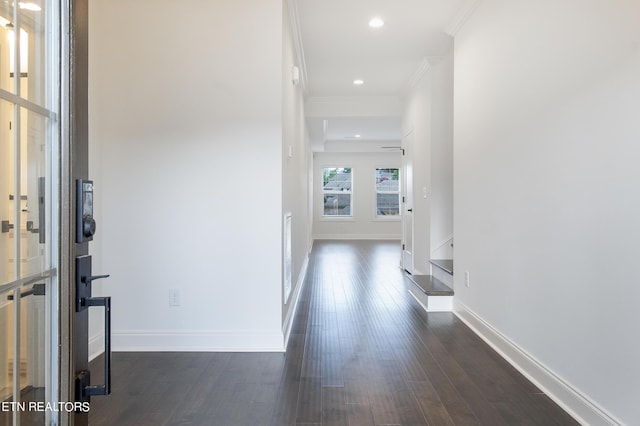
283, 212, 293, 304
431, 233, 453, 254
282, 254, 309, 349
313, 234, 401, 240
112, 330, 285, 352
318, 217, 356, 222
405, 57, 431, 93
454, 303, 623, 426
445, 0, 482, 37
286, 0, 308, 90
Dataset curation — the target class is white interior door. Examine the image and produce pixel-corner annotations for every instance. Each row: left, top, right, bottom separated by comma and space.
401, 131, 414, 272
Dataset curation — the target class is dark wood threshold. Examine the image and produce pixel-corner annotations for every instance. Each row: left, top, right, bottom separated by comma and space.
407, 274, 453, 296
430, 259, 453, 275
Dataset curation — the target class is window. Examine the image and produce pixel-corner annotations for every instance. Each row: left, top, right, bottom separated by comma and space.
323, 167, 352, 216
375, 168, 400, 217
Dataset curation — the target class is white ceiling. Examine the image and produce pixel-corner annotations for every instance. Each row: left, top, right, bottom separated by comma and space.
294, 0, 471, 148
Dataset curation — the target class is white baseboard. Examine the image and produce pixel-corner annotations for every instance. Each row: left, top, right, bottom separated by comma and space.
111, 330, 285, 352
313, 234, 401, 240
454, 303, 622, 426
282, 254, 309, 349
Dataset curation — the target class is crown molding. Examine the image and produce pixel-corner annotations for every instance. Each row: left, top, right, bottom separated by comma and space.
405, 57, 432, 94
445, 0, 481, 37
287, 0, 308, 91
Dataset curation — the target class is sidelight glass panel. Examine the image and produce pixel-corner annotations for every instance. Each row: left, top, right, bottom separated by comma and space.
0, 0, 57, 422
19, 107, 49, 279
0, 98, 14, 283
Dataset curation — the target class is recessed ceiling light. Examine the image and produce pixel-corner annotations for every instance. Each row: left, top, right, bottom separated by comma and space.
368, 17, 384, 28
354, 134, 361, 138
353, 79, 364, 85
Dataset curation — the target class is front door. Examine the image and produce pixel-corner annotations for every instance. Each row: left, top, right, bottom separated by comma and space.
1, 1, 107, 425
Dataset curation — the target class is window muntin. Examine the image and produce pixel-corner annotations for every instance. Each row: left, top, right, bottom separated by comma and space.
375, 168, 399, 217
322, 167, 352, 217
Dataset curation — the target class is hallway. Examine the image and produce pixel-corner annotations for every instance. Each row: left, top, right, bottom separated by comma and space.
89, 240, 577, 425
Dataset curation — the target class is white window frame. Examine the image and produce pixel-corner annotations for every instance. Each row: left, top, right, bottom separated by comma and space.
321, 166, 353, 218
374, 167, 400, 219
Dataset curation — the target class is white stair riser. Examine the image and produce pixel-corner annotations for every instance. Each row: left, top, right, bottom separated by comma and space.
409, 287, 453, 312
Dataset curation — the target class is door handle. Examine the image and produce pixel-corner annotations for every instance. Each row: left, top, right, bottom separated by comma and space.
78, 296, 111, 398
407, 208, 413, 212
83, 274, 110, 284
26, 221, 39, 233
6, 283, 45, 300
1, 220, 14, 233
75, 255, 112, 401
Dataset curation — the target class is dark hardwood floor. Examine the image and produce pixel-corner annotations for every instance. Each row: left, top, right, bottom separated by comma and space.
89, 240, 578, 425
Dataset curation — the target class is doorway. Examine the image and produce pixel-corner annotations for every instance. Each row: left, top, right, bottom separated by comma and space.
401, 131, 414, 272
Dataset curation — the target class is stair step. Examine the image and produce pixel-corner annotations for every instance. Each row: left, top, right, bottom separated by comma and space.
430, 259, 453, 275
407, 274, 453, 296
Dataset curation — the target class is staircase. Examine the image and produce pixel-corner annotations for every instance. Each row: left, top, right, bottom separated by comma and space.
407, 259, 454, 312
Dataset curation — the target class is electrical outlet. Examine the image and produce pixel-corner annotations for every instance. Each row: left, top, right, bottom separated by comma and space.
169, 288, 181, 306
464, 271, 470, 288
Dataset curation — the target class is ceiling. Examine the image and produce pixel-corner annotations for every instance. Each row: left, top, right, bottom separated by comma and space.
294, 0, 472, 149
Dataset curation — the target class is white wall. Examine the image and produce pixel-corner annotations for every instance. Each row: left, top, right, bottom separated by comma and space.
89, 0, 285, 351
453, 1, 640, 424
402, 52, 454, 273
429, 53, 454, 260
403, 70, 432, 274
313, 150, 401, 240
281, 0, 312, 332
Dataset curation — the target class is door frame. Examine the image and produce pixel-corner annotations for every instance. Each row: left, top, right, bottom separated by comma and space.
59, 0, 91, 424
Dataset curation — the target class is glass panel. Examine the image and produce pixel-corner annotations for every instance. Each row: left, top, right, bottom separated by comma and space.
375, 168, 400, 217
0, 0, 56, 424
0, 3, 16, 95
20, 108, 48, 278
323, 167, 352, 217
20, 0, 47, 106
1, 99, 15, 283
323, 194, 351, 216
376, 193, 400, 216
0, 1, 48, 105
19, 280, 47, 425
